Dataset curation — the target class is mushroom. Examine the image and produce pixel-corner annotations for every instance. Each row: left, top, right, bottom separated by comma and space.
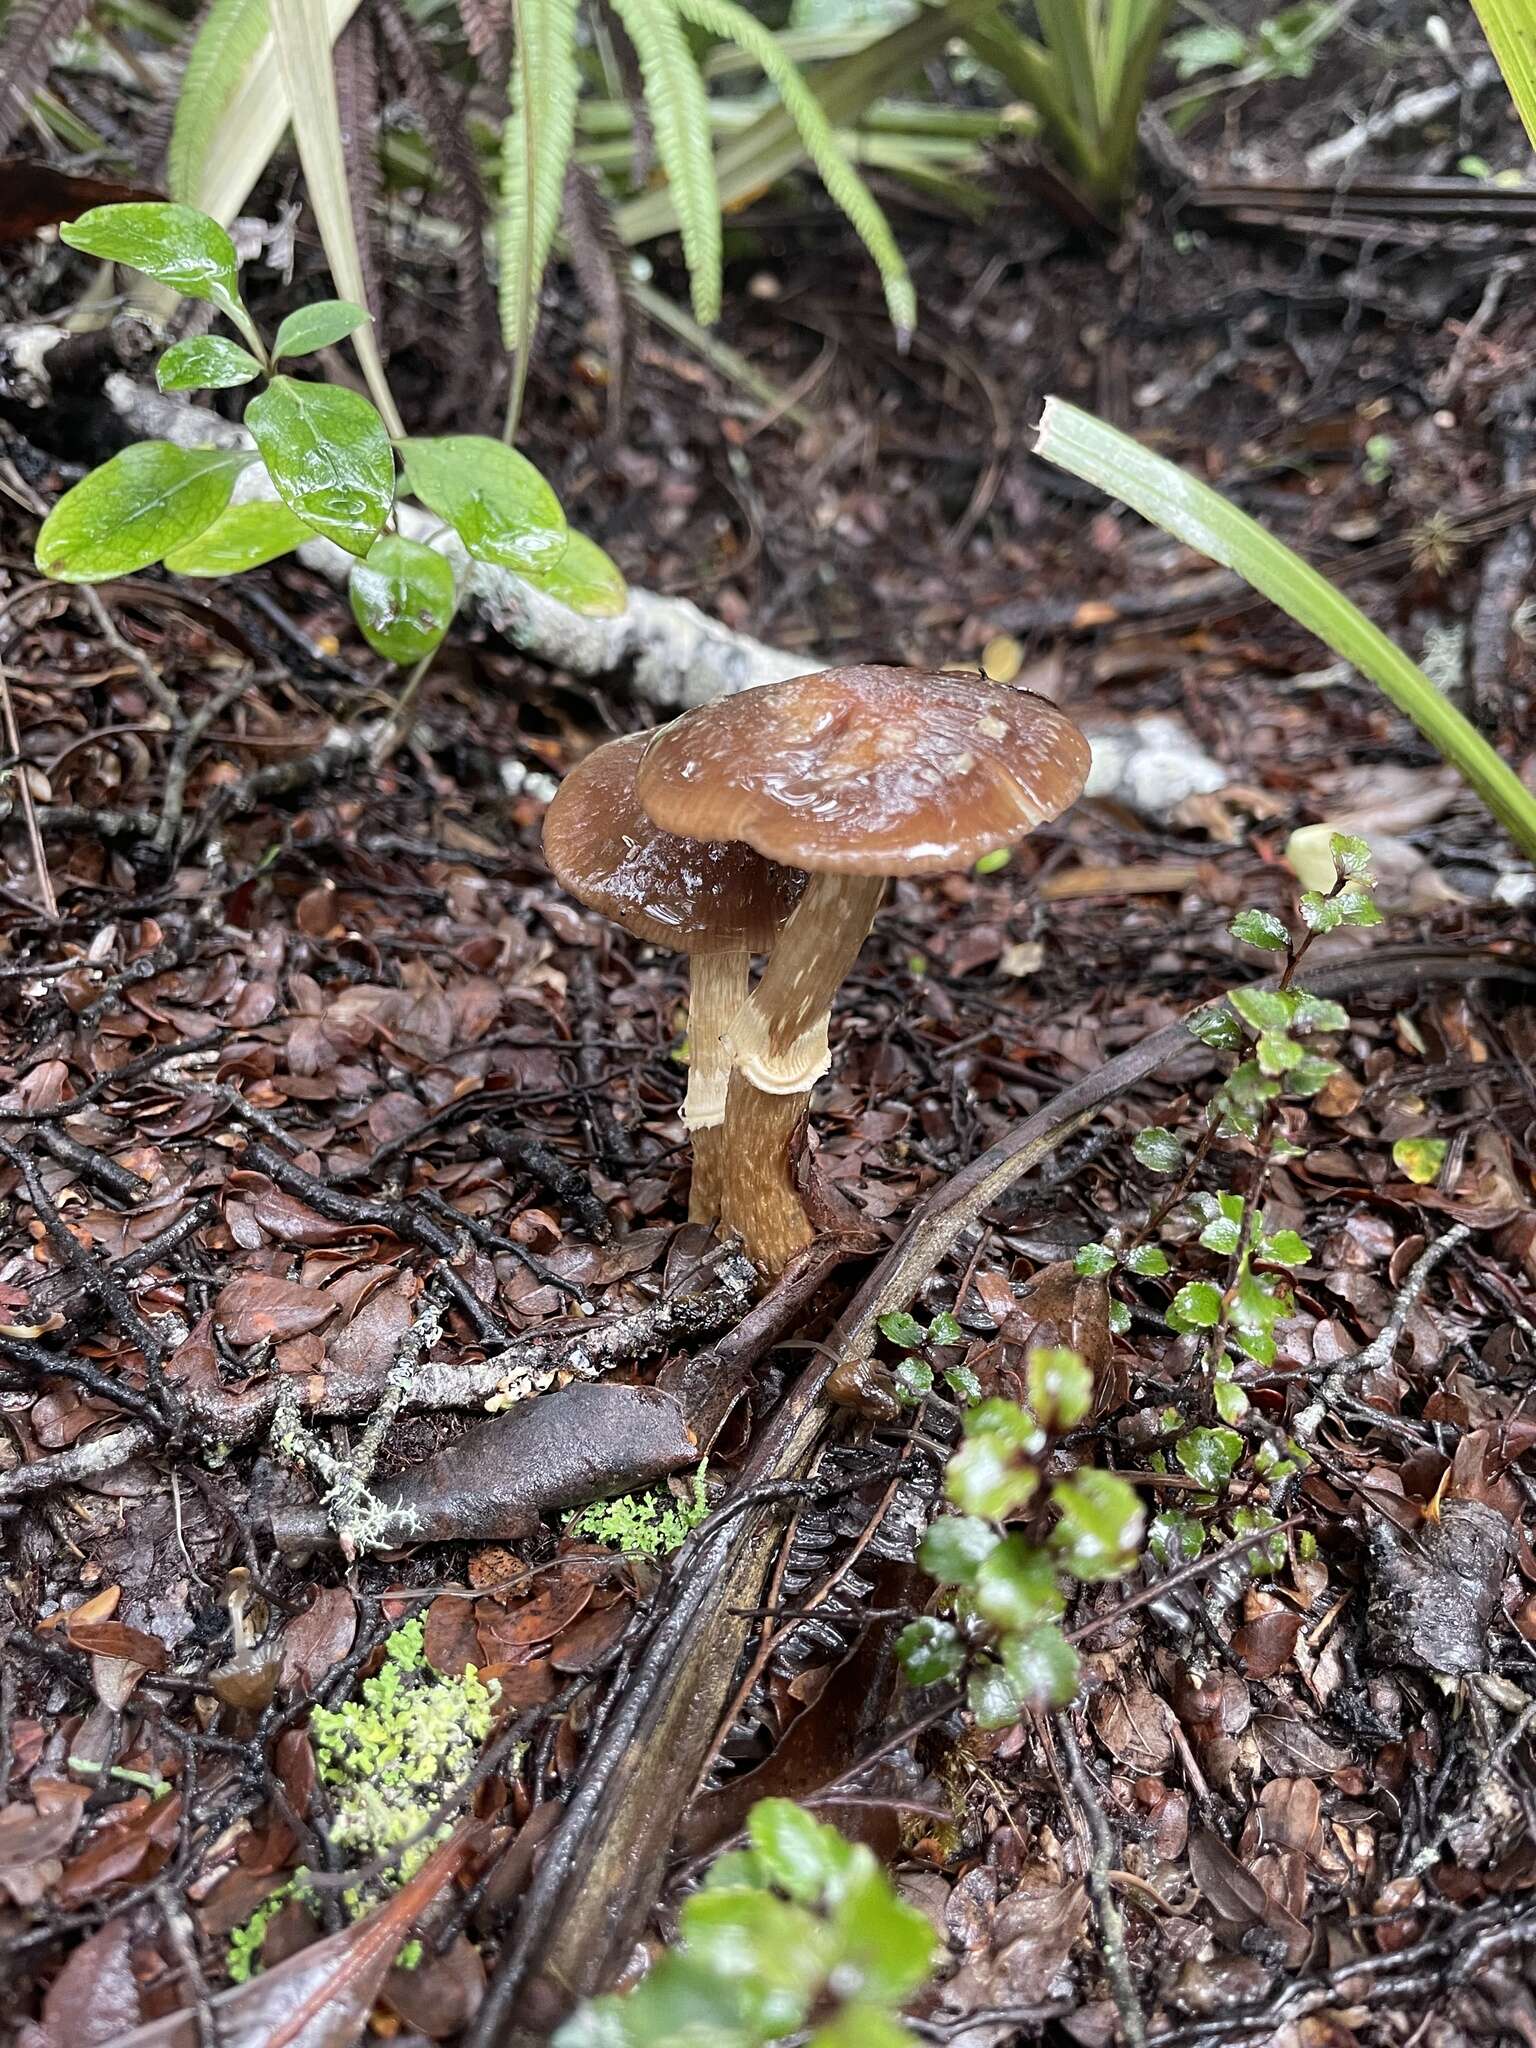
541, 729, 801, 1224
636, 664, 1092, 1270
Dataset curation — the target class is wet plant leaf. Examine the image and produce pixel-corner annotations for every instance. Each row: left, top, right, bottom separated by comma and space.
163, 499, 318, 576
246, 376, 395, 557
273, 298, 371, 361
349, 535, 457, 663
156, 335, 263, 391
398, 435, 567, 574
36, 444, 249, 582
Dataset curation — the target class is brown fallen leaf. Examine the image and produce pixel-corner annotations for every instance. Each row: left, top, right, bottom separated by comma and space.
216, 1273, 338, 1346
103, 1826, 478, 2048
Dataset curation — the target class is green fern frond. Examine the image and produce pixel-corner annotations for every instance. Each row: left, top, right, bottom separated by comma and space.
673, 0, 913, 338
498, 0, 581, 375
168, 0, 272, 204
607, 0, 722, 326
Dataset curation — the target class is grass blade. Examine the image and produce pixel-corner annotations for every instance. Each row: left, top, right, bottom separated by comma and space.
269, 0, 402, 435
1470, 0, 1536, 150
1034, 396, 1536, 859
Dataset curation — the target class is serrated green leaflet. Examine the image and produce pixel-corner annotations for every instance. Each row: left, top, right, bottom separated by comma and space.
273, 299, 370, 362
36, 444, 250, 583
400, 436, 567, 574
349, 536, 457, 663
246, 377, 395, 557
156, 335, 264, 392
163, 499, 316, 575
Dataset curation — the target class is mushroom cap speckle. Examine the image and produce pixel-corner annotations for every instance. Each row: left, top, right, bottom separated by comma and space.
543, 730, 801, 950
635, 666, 1092, 876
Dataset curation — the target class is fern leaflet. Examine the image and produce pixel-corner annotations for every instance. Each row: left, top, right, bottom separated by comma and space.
607, 0, 722, 326
675, 0, 914, 338
498, 0, 581, 387
168, 0, 271, 205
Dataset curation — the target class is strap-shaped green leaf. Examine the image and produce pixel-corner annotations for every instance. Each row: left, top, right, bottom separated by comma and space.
168, 0, 272, 205
1035, 396, 1536, 859
1471, 0, 1536, 150
675, 0, 913, 339
498, 0, 581, 390
608, 0, 723, 325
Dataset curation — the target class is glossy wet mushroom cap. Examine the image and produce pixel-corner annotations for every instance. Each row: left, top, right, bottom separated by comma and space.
542, 729, 801, 950
635, 664, 1092, 875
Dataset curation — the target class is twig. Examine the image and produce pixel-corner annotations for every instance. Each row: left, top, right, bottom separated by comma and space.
481, 1123, 614, 1243
0, 662, 56, 919
1054, 1715, 1147, 2048
0, 1134, 166, 1369
1300, 1223, 1473, 1431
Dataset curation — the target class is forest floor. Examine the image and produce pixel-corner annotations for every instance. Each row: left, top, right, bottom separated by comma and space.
4, 2, 1536, 2042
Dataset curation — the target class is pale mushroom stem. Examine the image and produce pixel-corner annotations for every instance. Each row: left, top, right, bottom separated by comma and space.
723, 873, 886, 1093
718, 1073, 815, 1273
683, 947, 748, 1226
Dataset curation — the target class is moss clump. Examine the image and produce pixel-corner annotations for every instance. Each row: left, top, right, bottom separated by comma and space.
565, 1465, 710, 1558
226, 1617, 497, 1976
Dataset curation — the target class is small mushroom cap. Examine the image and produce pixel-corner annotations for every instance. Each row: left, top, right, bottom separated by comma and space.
543, 729, 801, 950
635, 665, 1092, 876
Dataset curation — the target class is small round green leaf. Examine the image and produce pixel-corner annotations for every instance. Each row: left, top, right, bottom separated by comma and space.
272, 298, 371, 362
349, 535, 456, 664
928, 1309, 964, 1346
61, 202, 243, 314
399, 435, 567, 574
35, 442, 248, 583
917, 1513, 996, 1586
943, 1435, 1038, 1522
1229, 908, 1290, 952
828, 1857, 938, 2004
1126, 1245, 1169, 1277
1025, 1345, 1092, 1431
967, 1657, 1021, 1730
163, 499, 317, 576
1049, 1469, 1145, 1580
972, 1535, 1064, 1633
246, 377, 395, 559
1074, 1242, 1116, 1277
525, 529, 627, 616
896, 1616, 964, 1686
1000, 1620, 1080, 1708
1132, 1126, 1185, 1174
1175, 1426, 1245, 1490
156, 335, 263, 392
877, 1310, 926, 1350
1168, 1280, 1222, 1329
1393, 1136, 1447, 1185
745, 1800, 844, 1905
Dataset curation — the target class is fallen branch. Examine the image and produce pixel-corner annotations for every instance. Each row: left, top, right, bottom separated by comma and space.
0, 1263, 754, 1499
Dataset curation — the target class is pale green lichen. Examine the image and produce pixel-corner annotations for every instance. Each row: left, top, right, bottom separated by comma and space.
565, 1464, 710, 1558
225, 1618, 496, 1976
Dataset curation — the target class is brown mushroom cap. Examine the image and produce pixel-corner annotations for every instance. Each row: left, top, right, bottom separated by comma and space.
542, 729, 801, 950
636, 665, 1092, 876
